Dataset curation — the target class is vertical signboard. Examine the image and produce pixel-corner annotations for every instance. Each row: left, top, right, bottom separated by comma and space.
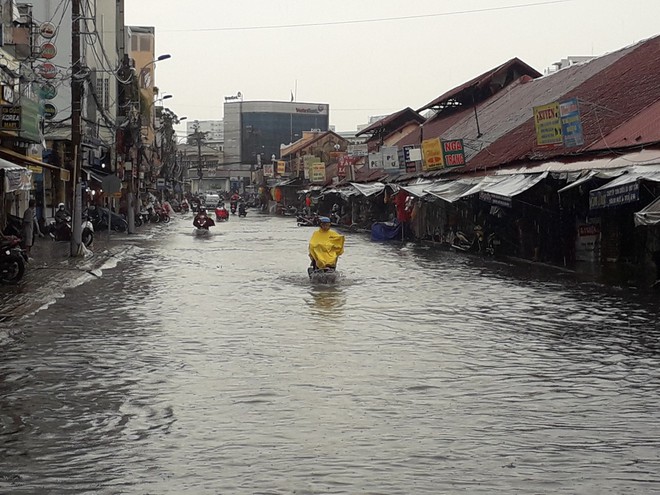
441, 139, 465, 167
311, 162, 326, 183
263, 163, 274, 177
533, 102, 562, 146
368, 151, 382, 169
303, 154, 317, 180
276, 160, 286, 175
421, 137, 444, 171
559, 98, 584, 148
381, 146, 400, 170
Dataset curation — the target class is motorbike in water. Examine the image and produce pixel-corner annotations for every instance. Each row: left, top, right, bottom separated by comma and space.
192, 213, 215, 237
307, 265, 339, 284
238, 202, 247, 217
215, 205, 229, 222
307, 225, 345, 284
230, 200, 237, 215
0, 236, 28, 283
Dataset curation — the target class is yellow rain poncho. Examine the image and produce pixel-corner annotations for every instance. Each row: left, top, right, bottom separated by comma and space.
309, 229, 345, 269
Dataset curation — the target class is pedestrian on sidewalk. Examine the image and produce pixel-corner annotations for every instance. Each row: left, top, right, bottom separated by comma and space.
22, 199, 44, 258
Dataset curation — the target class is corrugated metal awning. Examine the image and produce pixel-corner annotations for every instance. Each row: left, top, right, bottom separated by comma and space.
635, 197, 660, 226
349, 181, 386, 197
425, 179, 480, 203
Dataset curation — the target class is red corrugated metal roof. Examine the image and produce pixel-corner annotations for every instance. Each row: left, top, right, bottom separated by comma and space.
356, 107, 425, 137
587, 99, 660, 149
417, 57, 542, 113
459, 36, 660, 172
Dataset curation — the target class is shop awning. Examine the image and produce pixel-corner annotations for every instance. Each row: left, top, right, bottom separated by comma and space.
349, 181, 386, 197
589, 166, 660, 209
400, 180, 435, 198
478, 172, 548, 208
0, 147, 66, 174
0, 159, 32, 193
425, 179, 479, 203
82, 167, 109, 184
635, 197, 660, 226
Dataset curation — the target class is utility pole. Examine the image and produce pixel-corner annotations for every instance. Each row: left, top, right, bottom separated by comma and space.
189, 122, 205, 194
70, 0, 83, 256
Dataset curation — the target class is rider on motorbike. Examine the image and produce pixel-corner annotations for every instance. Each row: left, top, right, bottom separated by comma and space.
308, 216, 344, 272
193, 208, 215, 230
53, 203, 71, 238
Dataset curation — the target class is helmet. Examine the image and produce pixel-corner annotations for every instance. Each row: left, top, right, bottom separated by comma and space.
319, 216, 331, 223
58, 202, 65, 209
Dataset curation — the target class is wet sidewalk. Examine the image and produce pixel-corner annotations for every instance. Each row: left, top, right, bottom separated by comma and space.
0, 230, 135, 331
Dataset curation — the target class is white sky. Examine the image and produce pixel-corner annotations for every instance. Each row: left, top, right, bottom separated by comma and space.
125, 0, 660, 133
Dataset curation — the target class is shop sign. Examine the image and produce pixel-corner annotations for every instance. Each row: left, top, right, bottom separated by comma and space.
589, 182, 639, 209
40, 42, 57, 60
441, 139, 466, 167
381, 146, 399, 170
40, 83, 57, 100
575, 221, 601, 262
39, 22, 57, 39
311, 162, 326, 183
38, 63, 58, 79
303, 154, 317, 180
263, 163, 274, 177
20, 98, 41, 143
479, 191, 512, 208
276, 160, 286, 175
1, 106, 20, 130
534, 102, 562, 146
559, 98, 584, 148
421, 137, 444, 170
1, 85, 15, 104
3, 168, 32, 193
347, 144, 368, 157
43, 103, 58, 120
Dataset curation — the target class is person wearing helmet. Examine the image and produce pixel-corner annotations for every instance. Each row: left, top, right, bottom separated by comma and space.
308, 216, 344, 273
193, 207, 215, 230
54, 203, 69, 224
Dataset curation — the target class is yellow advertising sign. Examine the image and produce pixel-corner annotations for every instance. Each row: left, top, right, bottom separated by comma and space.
277, 160, 286, 175
303, 155, 317, 180
311, 162, 326, 183
533, 102, 562, 146
421, 138, 444, 171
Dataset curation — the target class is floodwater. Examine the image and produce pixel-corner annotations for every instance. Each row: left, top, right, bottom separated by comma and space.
1, 212, 660, 494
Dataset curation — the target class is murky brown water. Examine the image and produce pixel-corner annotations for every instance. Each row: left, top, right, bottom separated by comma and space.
1, 213, 660, 494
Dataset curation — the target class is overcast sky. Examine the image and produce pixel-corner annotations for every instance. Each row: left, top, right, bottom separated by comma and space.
125, 0, 660, 134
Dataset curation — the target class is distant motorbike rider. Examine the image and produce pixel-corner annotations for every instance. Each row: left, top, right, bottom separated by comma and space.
215, 201, 229, 221
193, 208, 215, 229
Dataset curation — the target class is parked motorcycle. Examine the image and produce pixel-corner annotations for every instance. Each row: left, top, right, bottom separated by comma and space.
0, 236, 27, 283
486, 231, 502, 256
451, 227, 484, 253
86, 206, 128, 232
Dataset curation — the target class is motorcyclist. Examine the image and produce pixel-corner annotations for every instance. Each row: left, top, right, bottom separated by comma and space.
193, 208, 215, 230
54, 202, 71, 238
229, 191, 241, 213
308, 216, 344, 272
215, 201, 229, 221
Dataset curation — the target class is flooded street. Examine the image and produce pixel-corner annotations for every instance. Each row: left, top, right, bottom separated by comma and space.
2, 213, 660, 494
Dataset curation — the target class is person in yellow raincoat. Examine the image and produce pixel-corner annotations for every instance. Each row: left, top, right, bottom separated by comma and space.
308, 216, 344, 271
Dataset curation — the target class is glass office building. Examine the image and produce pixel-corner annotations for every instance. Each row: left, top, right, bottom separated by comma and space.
224, 101, 329, 166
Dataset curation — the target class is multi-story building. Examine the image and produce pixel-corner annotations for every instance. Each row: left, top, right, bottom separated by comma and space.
186, 120, 224, 149
224, 100, 329, 167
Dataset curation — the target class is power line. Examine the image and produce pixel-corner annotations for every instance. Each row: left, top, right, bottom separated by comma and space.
162, 0, 576, 32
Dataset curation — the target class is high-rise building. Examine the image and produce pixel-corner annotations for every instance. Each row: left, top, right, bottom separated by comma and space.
223, 101, 329, 166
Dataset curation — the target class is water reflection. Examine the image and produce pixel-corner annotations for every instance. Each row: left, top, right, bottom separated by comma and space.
2, 215, 660, 494
307, 285, 347, 313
